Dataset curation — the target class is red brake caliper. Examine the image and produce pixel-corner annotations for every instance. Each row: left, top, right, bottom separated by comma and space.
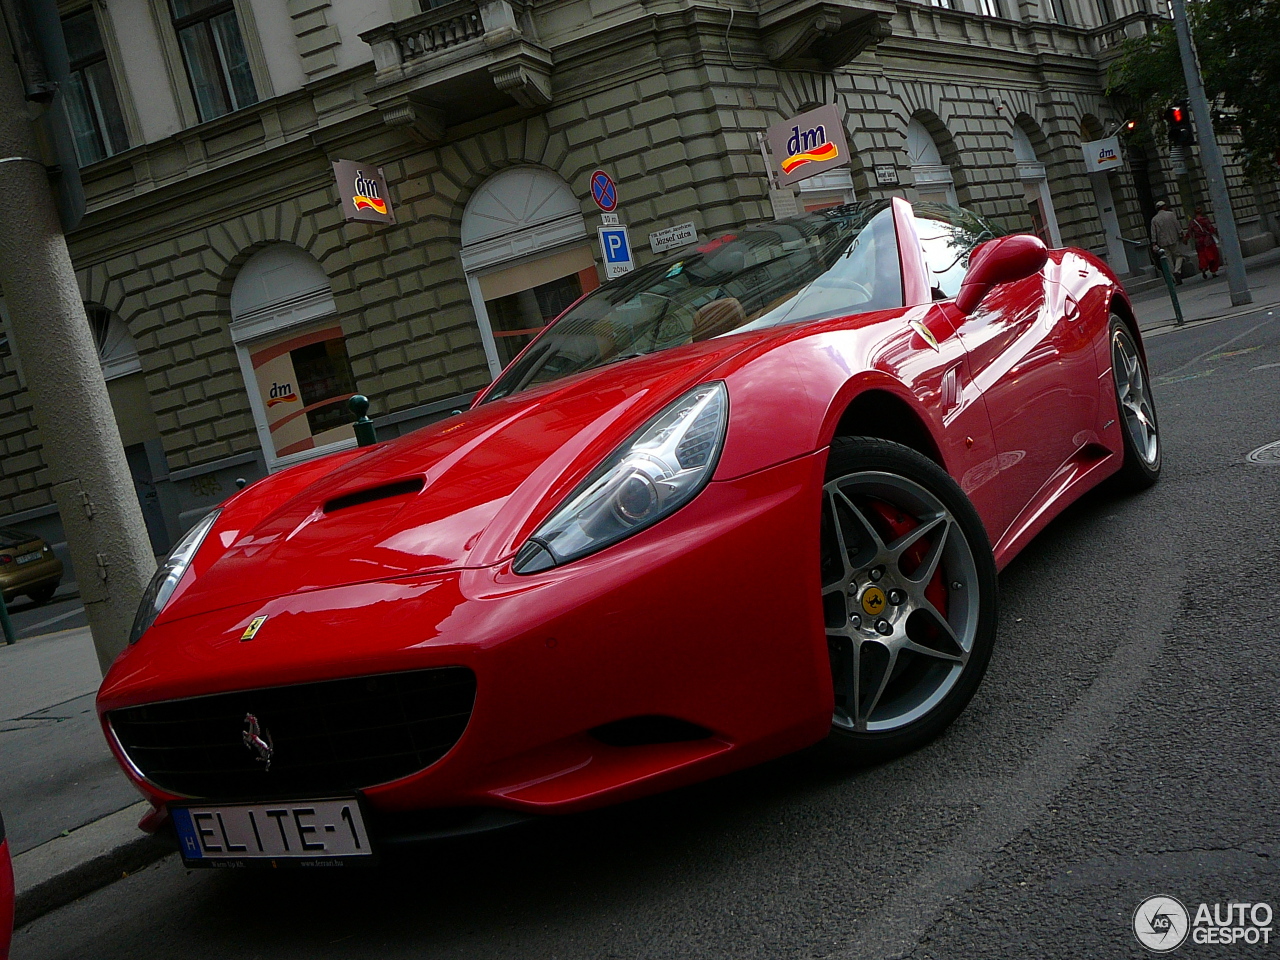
866, 499, 949, 628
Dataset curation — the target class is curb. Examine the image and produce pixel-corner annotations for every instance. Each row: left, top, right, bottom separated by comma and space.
1140, 298, 1280, 338
12, 802, 172, 928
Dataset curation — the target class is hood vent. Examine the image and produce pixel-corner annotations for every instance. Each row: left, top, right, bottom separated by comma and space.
324, 476, 425, 514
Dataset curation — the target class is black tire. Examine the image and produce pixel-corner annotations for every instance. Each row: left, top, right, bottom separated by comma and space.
1107, 317, 1161, 492
26, 584, 56, 605
820, 437, 999, 764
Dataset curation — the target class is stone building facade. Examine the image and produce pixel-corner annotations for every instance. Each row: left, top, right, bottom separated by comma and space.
1, 0, 1276, 569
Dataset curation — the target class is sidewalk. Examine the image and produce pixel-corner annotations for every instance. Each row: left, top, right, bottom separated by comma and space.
1127, 245, 1280, 333
0, 626, 167, 927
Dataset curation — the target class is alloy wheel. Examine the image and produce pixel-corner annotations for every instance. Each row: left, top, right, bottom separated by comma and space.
821, 471, 981, 733
1112, 327, 1159, 467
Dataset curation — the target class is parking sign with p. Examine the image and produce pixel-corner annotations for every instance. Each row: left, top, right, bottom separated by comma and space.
598, 225, 634, 279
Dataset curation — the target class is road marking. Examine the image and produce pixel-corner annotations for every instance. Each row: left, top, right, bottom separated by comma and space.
1157, 315, 1276, 379
1251, 361, 1280, 372
19, 606, 86, 637
1203, 346, 1261, 361
1155, 368, 1216, 386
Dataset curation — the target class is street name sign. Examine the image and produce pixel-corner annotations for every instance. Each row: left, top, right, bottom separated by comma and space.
649, 222, 698, 254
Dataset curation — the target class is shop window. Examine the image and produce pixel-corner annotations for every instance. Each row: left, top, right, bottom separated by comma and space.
247, 325, 357, 459
61, 10, 129, 165
230, 244, 356, 469
477, 247, 599, 366
460, 167, 596, 377
170, 0, 258, 122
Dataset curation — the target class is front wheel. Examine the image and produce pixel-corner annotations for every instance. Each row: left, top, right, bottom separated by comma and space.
1108, 318, 1161, 491
821, 438, 999, 763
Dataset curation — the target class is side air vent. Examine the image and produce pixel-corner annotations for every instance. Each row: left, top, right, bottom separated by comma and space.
590, 715, 713, 747
324, 477, 424, 513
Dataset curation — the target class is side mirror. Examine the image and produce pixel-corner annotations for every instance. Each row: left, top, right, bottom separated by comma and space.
954, 234, 1049, 314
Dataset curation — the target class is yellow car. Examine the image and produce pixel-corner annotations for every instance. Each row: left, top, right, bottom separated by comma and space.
0, 527, 63, 606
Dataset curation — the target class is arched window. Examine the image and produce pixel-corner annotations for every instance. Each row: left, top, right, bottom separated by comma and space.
230, 244, 358, 469
87, 304, 170, 551
461, 167, 600, 375
1012, 121, 1063, 247
88, 304, 142, 380
907, 118, 958, 207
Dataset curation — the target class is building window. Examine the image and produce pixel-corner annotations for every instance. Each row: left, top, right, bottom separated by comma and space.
978, 0, 1002, 14
169, 0, 258, 122
927, 0, 956, 8
460, 167, 598, 378
61, 10, 129, 166
230, 244, 358, 469
1096, 0, 1116, 20
246, 326, 357, 459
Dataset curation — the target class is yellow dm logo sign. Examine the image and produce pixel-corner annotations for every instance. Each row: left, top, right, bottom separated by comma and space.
241, 615, 268, 642
861, 586, 886, 616
351, 169, 388, 216
780, 122, 839, 175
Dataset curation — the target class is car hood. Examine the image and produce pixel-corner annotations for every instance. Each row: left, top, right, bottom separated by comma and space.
160, 340, 756, 624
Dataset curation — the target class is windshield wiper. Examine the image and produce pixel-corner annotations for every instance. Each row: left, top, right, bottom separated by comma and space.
603, 350, 651, 365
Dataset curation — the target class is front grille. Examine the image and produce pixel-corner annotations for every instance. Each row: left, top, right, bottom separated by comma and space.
108, 667, 476, 800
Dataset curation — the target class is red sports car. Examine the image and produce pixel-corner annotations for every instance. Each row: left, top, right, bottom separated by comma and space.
97, 198, 1160, 866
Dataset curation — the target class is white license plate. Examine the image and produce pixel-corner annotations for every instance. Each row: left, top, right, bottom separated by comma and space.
15, 551, 40, 564
172, 798, 372, 863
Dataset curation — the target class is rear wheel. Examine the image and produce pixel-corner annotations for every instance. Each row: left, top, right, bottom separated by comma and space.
1109, 318, 1161, 491
821, 438, 998, 763
26, 585, 56, 605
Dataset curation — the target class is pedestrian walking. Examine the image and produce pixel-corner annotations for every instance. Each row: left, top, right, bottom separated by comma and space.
1185, 207, 1222, 279
1150, 201, 1186, 284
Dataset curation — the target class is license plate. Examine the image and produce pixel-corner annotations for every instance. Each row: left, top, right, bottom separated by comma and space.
171, 798, 372, 866
15, 551, 40, 564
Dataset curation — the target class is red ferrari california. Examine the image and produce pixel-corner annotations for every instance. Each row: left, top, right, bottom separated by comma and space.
97, 198, 1159, 866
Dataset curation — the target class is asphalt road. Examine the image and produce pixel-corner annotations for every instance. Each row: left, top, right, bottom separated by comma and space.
14, 309, 1280, 959
4, 585, 87, 641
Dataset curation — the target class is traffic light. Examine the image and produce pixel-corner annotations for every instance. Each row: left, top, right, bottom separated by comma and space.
1165, 102, 1194, 147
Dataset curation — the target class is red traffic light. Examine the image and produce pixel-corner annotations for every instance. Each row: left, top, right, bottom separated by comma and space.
1165, 102, 1194, 146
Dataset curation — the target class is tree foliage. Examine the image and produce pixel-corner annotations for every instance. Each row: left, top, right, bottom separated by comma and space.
1107, 0, 1280, 179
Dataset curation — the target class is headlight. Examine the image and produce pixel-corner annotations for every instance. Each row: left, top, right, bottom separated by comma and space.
128, 510, 219, 644
514, 382, 728, 573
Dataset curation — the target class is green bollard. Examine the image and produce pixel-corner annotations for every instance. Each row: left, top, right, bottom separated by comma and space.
0, 591, 15, 645
1156, 248, 1186, 327
349, 395, 378, 447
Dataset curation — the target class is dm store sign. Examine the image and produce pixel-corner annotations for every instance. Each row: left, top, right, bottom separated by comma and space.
766, 104, 851, 188
333, 159, 396, 224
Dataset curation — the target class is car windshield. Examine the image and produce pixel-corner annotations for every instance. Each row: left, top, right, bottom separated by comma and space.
484, 200, 902, 401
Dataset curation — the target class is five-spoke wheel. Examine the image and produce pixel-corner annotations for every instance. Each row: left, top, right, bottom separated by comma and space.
821, 438, 998, 761
1109, 318, 1161, 490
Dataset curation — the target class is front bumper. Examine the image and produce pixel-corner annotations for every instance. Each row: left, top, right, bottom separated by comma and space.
98, 452, 834, 822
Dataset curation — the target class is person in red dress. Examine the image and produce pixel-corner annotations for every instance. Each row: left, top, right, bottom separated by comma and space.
1185, 207, 1222, 278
